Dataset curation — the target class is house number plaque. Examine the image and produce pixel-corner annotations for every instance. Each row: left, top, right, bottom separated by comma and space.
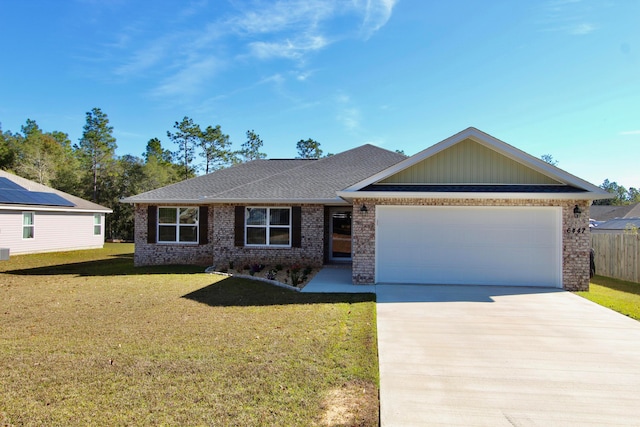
566, 227, 587, 234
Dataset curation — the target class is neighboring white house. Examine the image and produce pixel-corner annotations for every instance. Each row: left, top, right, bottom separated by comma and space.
0, 170, 112, 255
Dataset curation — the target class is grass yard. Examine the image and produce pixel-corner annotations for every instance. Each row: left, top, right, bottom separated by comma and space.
578, 275, 640, 321
0, 244, 379, 426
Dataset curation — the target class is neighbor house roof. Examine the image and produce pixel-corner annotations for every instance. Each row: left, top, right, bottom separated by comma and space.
122, 144, 407, 204
0, 170, 112, 213
590, 203, 640, 221
339, 127, 611, 201
591, 217, 640, 232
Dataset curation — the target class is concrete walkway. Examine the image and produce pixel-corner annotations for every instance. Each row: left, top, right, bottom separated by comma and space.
376, 284, 640, 426
301, 265, 375, 293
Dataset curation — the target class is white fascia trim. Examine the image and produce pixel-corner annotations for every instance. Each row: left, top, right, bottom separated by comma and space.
0, 205, 112, 213
337, 190, 613, 201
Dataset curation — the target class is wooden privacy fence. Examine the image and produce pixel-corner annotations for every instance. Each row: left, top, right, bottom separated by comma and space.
591, 233, 640, 283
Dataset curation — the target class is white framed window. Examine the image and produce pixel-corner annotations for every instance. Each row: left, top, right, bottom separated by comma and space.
245, 207, 291, 246
23, 212, 34, 239
157, 207, 199, 243
93, 214, 102, 236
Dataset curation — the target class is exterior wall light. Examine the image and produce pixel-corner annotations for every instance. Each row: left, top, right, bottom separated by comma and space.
573, 204, 582, 218
360, 204, 368, 213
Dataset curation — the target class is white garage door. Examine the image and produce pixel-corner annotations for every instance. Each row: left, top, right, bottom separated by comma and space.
376, 206, 562, 287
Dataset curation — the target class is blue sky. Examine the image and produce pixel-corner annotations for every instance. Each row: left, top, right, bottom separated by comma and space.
0, 0, 638, 187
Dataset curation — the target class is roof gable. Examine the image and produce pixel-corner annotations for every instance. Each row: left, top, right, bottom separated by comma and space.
379, 138, 561, 185
339, 127, 610, 200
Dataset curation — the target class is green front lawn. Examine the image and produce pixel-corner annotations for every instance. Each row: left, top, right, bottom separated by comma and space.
0, 244, 378, 426
578, 275, 640, 321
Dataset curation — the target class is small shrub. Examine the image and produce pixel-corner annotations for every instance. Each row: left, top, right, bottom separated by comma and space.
289, 265, 302, 286
228, 260, 234, 270
303, 266, 312, 276
251, 263, 265, 273
275, 264, 283, 272
266, 269, 277, 280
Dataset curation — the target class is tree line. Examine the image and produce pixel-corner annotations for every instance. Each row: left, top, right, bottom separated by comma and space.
592, 179, 640, 206
0, 108, 325, 240
1, 108, 636, 240
540, 154, 639, 205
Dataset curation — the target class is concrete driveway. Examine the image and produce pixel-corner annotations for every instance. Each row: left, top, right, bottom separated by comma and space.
376, 284, 640, 426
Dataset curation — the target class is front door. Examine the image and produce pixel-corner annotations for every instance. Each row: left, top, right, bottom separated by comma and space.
329, 208, 352, 261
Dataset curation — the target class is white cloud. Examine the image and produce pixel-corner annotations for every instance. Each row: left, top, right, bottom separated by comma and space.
620, 130, 640, 135
179, 0, 208, 19
338, 107, 361, 131
114, 38, 171, 76
108, 0, 396, 99
568, 22, 596, 35
229, 0, 335, 35
248, 35, 328, 60
153, 57, 220, 97
360, 0, 398, 39
539, 0, 598, 36
335, 92, 361, 132
295, 70, 313, 81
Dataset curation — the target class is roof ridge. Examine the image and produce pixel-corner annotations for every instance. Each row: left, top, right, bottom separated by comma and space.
205, 144, 393, 199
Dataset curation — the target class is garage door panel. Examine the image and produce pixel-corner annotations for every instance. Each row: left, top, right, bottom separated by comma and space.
375, 206, 561, 287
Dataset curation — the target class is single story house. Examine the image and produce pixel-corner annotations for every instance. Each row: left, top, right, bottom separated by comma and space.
590, 203, 640, 222
591, 218, 640, 234
122, 127, 610, 291
0, 170, 112, 255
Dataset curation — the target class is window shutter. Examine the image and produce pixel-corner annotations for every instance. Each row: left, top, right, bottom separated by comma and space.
147, 205, 157, 244
199, 206, 209, 245
292, 206, 302, 248
234, 206, 245, 247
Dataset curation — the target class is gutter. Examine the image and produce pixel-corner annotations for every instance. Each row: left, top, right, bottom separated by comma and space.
337, 191, 613, 202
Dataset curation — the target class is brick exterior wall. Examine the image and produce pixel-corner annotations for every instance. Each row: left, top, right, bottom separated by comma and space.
135, 198, 591, 291
211, 204, 324, 268
133, 203, 325, 268
133, 204, 215, 266
352, 198, 591, 291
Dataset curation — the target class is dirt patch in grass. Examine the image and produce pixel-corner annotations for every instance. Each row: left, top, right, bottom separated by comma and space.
321, 380, 379, 427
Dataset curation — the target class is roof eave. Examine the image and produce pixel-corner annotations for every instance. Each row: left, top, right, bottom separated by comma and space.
337, 190, 612, 201
121, 197, 350, 205
0, 204, 113, 213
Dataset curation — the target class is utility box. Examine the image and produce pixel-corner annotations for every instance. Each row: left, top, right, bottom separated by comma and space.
0, 248, 9, 261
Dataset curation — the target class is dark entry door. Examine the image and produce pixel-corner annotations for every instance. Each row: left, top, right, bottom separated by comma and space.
330, 209, 352, 261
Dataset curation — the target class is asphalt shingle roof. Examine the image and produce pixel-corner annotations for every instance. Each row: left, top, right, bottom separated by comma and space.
592, 217, 640, 230
590, 203, 640, 221
122, 144, 406, 203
